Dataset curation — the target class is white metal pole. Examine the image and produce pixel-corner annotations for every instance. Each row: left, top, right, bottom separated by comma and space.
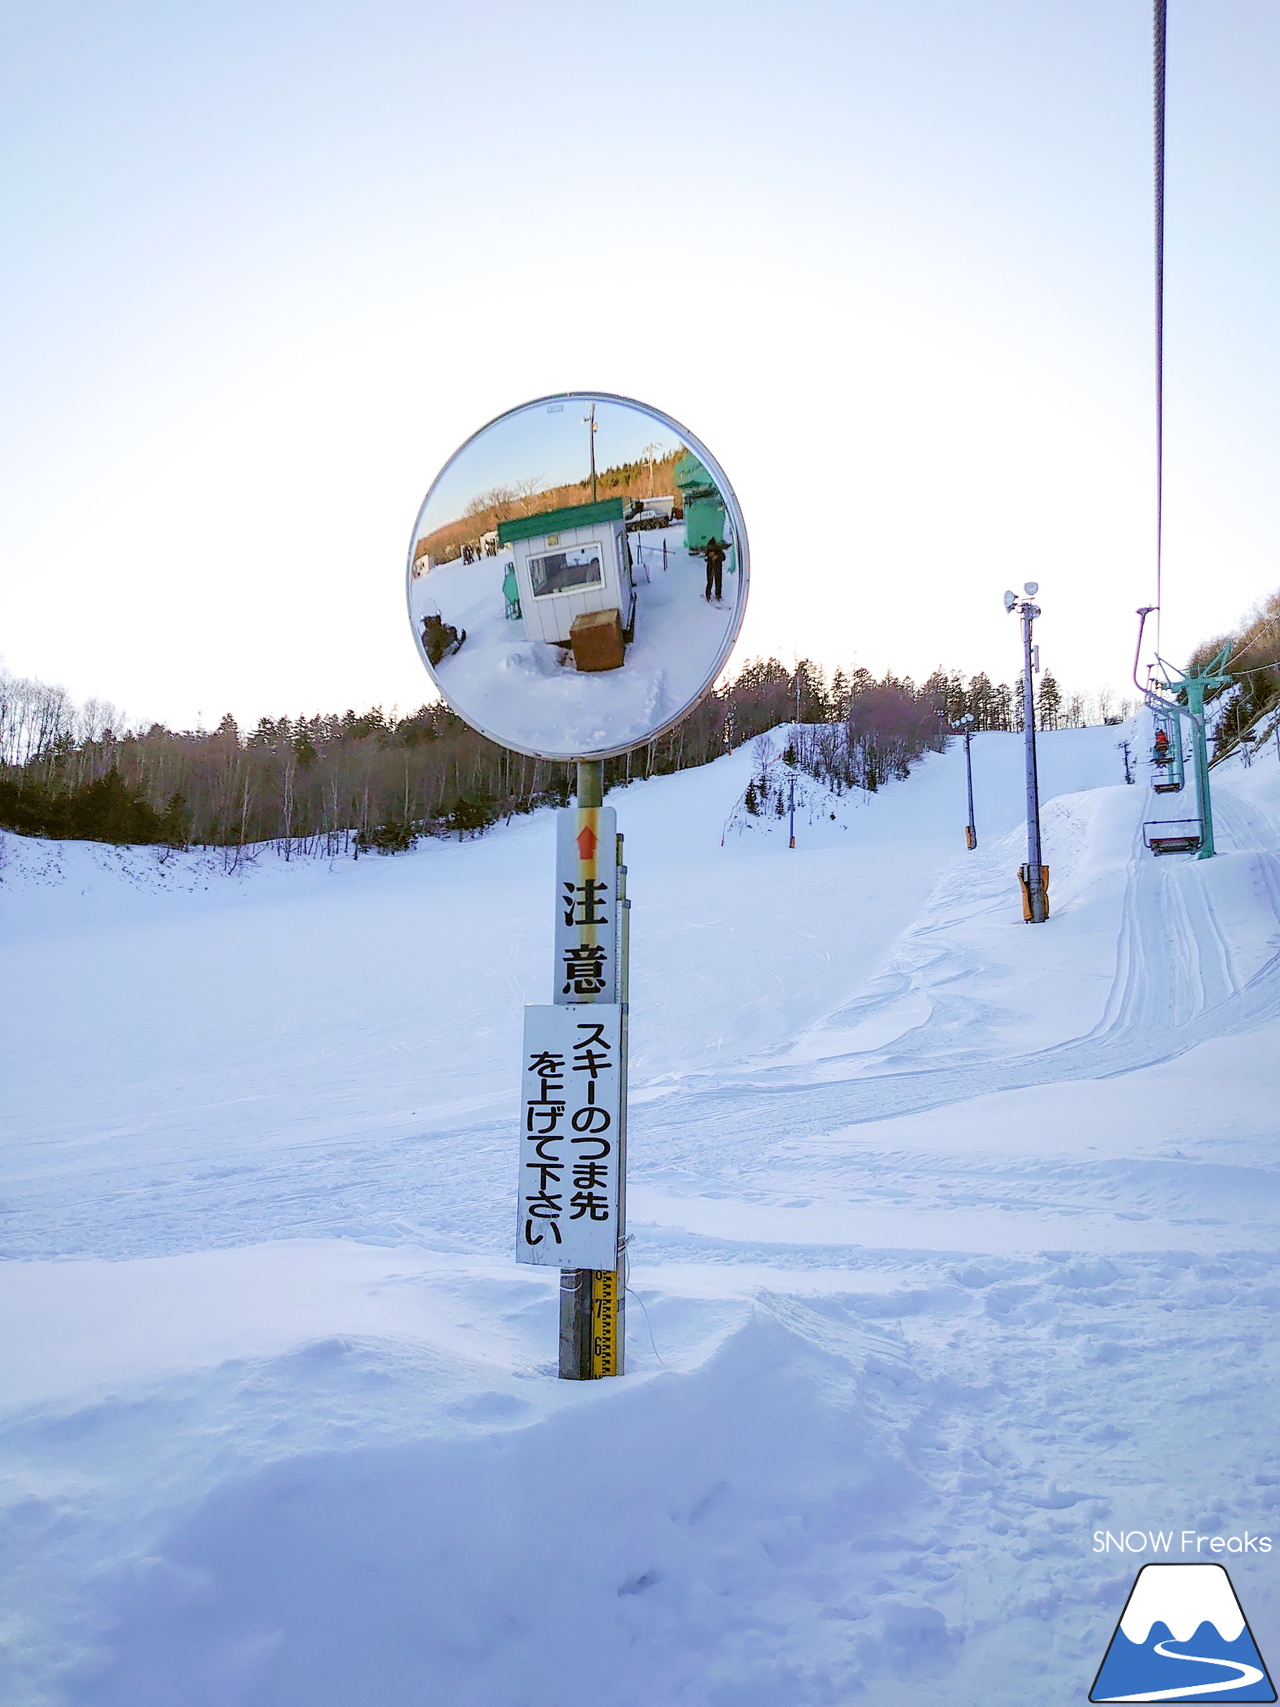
1021, 602, 1047, 923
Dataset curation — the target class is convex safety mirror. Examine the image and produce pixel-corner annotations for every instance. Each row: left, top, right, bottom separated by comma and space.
406, 392, 749, 760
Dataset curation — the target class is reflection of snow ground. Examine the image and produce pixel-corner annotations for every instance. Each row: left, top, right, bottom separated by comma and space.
408, 525, 739, 755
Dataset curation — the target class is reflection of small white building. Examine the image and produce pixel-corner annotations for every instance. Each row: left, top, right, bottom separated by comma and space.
627, 495, 676, 525
499, 498, 636, 645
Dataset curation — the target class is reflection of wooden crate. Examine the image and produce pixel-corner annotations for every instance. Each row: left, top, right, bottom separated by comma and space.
570, 608, 624, 672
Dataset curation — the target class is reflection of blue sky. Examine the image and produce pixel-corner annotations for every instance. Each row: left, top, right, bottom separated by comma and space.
416, 396, 690, 537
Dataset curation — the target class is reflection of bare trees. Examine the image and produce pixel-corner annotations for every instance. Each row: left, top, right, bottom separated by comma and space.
419, 476, 548, 567
416, 452, 686, 568
462, 476, 545, 526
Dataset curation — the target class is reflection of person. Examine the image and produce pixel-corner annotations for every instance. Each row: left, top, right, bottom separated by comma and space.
502, 562, 521, 621
421, 612, 465, 666
704, 538, 726, 602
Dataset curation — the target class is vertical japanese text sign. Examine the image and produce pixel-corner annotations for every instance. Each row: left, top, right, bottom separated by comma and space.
516, 1004, 622, 1268
554, 807, 618, 1004
516, 804, 623, 1268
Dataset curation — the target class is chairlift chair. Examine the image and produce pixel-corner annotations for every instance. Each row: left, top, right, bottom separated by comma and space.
1150, 711, 1185, 793
1143, 818, 1202, 855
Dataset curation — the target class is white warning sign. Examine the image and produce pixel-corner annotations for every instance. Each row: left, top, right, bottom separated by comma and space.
515, 1004, 622, 1269
554, 806, 618, 1004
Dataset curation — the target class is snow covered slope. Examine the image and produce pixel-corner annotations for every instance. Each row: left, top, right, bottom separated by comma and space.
3, 722, 1280, 1705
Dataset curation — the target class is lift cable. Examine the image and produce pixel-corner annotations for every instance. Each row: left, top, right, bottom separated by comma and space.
1153, 0, 1168, 658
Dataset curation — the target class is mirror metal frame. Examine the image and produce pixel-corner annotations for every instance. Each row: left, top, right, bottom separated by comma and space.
405, 390, 750, 761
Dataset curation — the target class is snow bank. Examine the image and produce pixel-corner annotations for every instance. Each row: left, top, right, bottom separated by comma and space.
4, 717, 1280, 1705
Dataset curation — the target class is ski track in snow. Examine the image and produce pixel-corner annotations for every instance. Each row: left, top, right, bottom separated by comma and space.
3, 723, 1280, 1705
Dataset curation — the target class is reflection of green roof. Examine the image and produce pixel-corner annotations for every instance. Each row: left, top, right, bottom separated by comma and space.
497, 497, 624, 545
674, 451, 719, 500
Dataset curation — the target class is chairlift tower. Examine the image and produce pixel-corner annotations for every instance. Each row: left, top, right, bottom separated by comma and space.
1132, 608, 1232, 859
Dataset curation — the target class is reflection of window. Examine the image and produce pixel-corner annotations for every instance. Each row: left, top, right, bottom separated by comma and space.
529, 543, 603, 598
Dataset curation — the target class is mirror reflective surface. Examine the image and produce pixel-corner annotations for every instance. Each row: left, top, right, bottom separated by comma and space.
407, 393, 749, 759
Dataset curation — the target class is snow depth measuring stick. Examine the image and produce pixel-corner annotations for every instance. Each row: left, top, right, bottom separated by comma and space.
405, 392, 749, 1378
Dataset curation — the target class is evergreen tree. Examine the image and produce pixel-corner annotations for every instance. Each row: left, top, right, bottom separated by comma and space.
1038, 672, 1062, 730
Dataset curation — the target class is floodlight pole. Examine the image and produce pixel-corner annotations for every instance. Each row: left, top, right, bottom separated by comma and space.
1010, 592, 1047, 922
952, 715, 977, 848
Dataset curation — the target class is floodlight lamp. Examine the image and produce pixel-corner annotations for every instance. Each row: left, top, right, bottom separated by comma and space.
1003, 591, 1017, 612
1023, 581, 1039, 596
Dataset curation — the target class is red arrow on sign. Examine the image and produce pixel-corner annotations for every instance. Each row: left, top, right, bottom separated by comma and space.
576, 824, 598, 862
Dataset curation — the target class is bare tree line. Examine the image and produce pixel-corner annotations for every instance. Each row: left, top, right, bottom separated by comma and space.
0, 657, 1135, 854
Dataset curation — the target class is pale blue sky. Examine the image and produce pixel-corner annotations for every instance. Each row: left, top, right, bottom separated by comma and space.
1, 0, 1276, 725
416, 399, 686, 538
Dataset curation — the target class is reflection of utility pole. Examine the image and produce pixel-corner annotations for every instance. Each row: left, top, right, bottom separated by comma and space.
641, 441, 659, 498
582, 404, 598, 502
1005, 584, 1047, 922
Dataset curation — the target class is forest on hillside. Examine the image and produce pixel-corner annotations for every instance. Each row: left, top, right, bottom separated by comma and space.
0, 659, 1132, 855
1190, 588, 1280, 758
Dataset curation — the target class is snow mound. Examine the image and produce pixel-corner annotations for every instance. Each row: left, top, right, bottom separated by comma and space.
68, 1306, 936, 1707
6, 718, 1280, 1705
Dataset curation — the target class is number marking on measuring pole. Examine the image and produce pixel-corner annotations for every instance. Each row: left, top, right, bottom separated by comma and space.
591, 1269, 619, 1376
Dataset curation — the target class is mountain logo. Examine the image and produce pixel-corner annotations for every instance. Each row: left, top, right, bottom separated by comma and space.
1090, 1563, 1276, 1702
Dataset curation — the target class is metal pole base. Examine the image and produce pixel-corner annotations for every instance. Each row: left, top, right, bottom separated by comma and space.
559, 1268, 622, 1379
1019, 864, 1050, 923
559, 1269, 592, 1379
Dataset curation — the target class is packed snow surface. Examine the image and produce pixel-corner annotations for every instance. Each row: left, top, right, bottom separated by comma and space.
3, 721, 1280, 1705
409, 524, 739, 756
